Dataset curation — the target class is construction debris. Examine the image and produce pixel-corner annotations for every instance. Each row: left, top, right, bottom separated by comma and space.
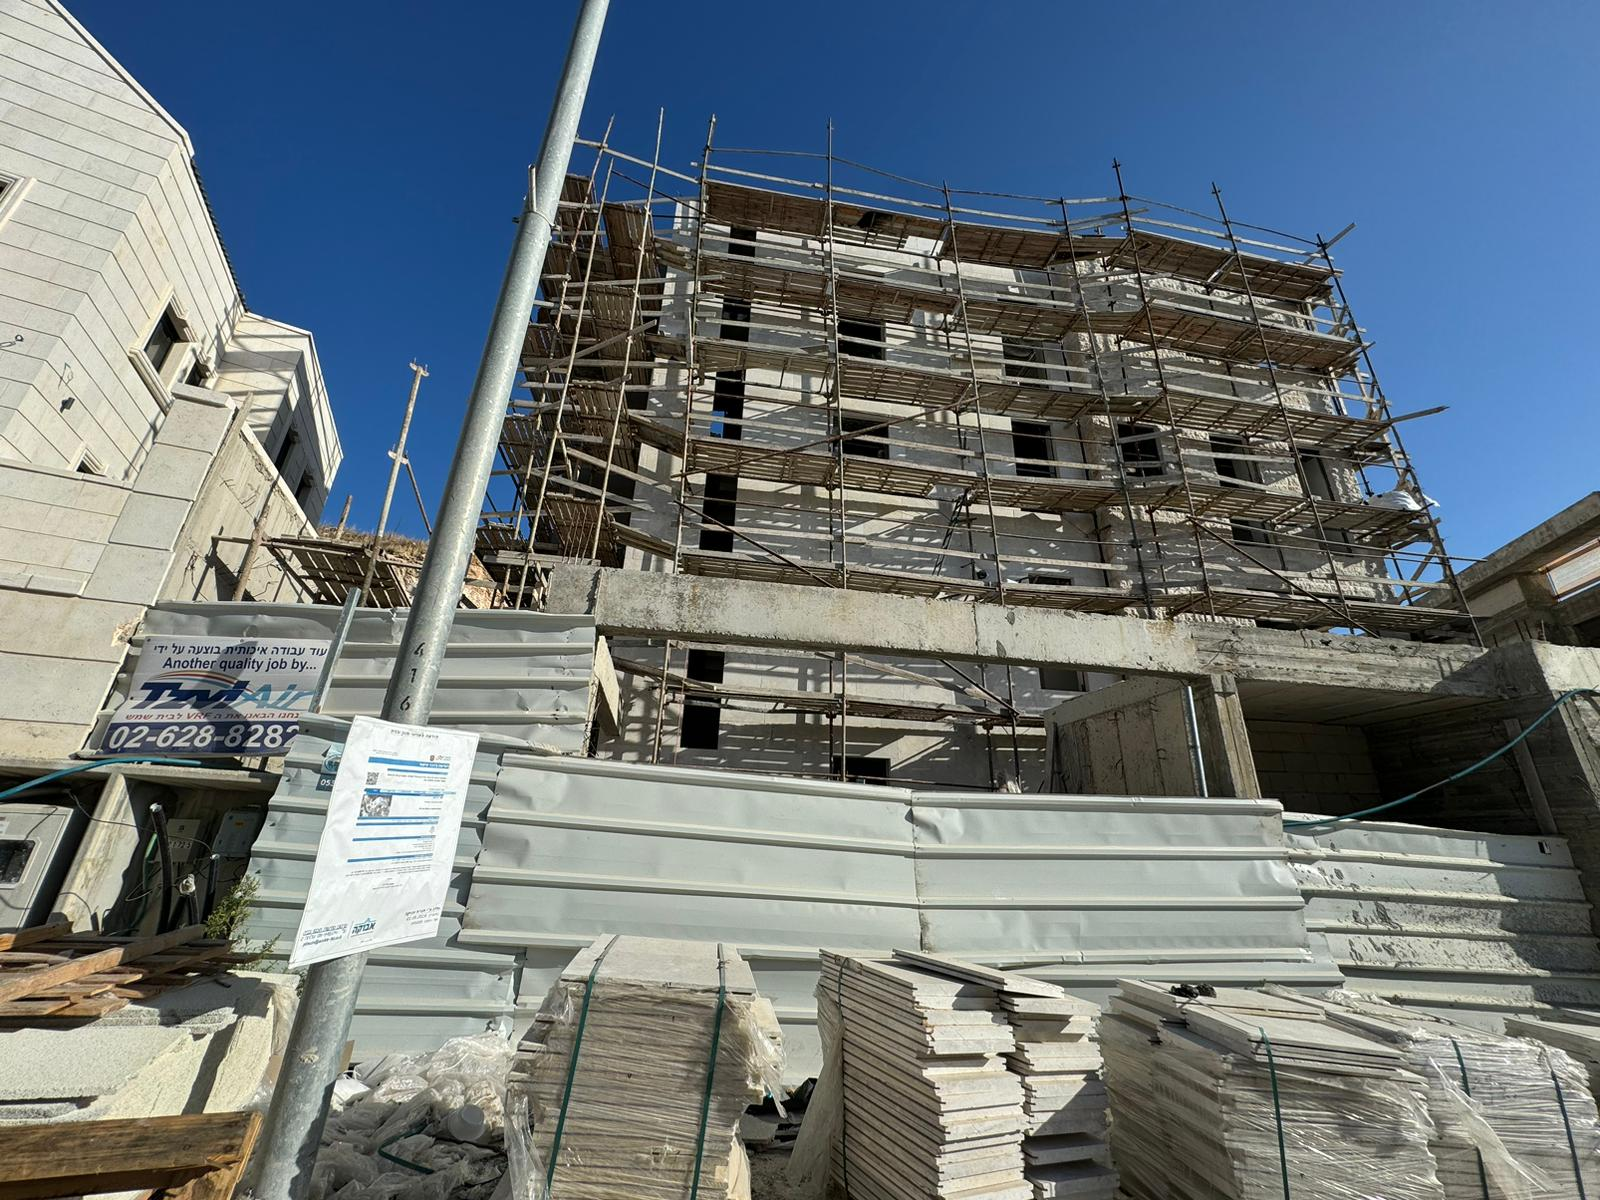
1100, 981, 1445, 1200
511, 935, 784, 1199
2, 1110, 261, 1200
311, 1032, 517, 1200
0, 969, 294, 1125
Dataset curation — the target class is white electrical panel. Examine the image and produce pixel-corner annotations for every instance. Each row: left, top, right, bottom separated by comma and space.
0, 802, 87, 930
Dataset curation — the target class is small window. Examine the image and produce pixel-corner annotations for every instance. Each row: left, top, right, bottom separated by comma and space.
728, 225, 757, 258
838, 316, 884, 360
698, 474, 738, 552
1116, 422, 1164, 478
680, 648, 726, 750
273, 426, 300, 473
721, 298, 751, 344
841, 415, 889, 460
1003, 338, 1048, 382
1211, 435, 1262, 486
1299, 451, 1337, 501
1039, 665, 1087, 691
295, 470, 315, 505
142, 309, 183, 372
711, 374, 745, 440
185, 357, 210, 386
1011, 420, 1053, 479
685, 648, 726, 686
832, 754, 890, 785
680, 701, 721, 749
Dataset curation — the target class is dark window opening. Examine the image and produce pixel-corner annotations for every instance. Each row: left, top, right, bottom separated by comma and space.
728, 225, 757, 258
1003, 338, 1048, 382
142, 309, 183, 372
295, 470, 315, 505
686, 648, 726, 685
680, 701, 721, 749
1116, 422, 1164, 478
838, 316, 884, 360
184, 358, 209, 387
712, 374, 745, 440
698, 473, 739, 552
1211, 435, 1262, 486
721, 299, 751, 344
623, 386, 650, 412
854, 209, 888, 232
841, 415, 889, 460
1299, 451, 1337, 501
1039, 665, 1087, 691
1229, 519, 1275, 548
832, 754, 890, 785
273, 427, 300, 473
1011, 420, 1053, 479
680, 648, 726, 750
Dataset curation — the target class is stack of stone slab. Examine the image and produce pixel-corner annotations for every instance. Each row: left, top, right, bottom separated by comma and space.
1100, 981, 1444, 1200
512, 936, 783, 1200
1506, 1011, 1600, 1099
1316, 995, 1600, 1200
894, 952, 1115, 1200
818, 950, 1031, 1200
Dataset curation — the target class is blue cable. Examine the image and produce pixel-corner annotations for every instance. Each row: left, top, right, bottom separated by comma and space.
0, 756, 204, 802
1284, 689, 1598, 829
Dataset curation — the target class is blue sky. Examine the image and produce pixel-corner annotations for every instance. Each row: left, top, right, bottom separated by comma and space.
73, 1, 1599, 560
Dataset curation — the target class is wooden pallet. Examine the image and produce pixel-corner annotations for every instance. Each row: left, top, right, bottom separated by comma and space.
0, 924, 246, 1022
0, 1111, 261, 1200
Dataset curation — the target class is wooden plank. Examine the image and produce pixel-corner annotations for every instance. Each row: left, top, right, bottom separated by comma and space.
0, 924, 206, 1005
0, 1111, 260, 1200
0, 922, 72, 952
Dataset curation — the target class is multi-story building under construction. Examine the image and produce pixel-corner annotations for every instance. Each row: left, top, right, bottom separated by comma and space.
480, 126, 1472, 790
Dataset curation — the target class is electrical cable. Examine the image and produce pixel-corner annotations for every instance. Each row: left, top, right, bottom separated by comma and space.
1284, 689, 1599, 830
0, 756, 203, 801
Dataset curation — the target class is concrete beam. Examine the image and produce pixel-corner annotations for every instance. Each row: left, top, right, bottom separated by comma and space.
546, 566, 1492, 699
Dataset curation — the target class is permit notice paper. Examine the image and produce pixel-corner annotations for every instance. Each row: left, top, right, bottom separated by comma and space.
290, 716, 480, 968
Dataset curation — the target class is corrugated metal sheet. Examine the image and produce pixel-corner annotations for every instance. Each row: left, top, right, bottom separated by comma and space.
911, 792, 1342, 990
459, 756, 1337, 1075
1287, 815, 1600, 1026
240, 715, 520, 1055
97, 603, 599, 752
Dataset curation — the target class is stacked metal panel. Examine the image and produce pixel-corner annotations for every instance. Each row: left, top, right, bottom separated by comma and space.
462, 758, 1338, 1076
1286, 815, 1600, 1023
1100, 981, 1444, 1200
819, 951, 1030, 1200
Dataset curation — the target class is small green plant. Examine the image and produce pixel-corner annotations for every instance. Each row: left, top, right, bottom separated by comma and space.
207, 874, 277, 968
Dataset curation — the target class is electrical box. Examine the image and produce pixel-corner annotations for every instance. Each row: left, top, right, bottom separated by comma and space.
213, 808, 265, 859
165, 817, 205, 866
0, 802, 88, 931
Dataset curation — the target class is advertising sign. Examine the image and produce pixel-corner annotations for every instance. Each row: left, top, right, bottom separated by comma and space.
100, 635, 330, 756
289, 717, 479, 967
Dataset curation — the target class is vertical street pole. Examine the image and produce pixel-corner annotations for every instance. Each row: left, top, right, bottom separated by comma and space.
358, 361, 427, 603
249, 2, 610, 1195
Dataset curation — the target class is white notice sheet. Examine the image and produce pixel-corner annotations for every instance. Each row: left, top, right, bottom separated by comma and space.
289, 716, 480, 968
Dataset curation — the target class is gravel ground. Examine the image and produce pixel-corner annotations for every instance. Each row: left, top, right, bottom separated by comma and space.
748, 1147, 805, 1200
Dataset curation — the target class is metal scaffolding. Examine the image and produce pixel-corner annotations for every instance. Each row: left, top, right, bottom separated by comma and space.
476, 122, 1475, 781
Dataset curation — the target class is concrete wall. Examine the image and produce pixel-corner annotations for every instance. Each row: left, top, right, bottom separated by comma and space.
1247, 719, 1384, 813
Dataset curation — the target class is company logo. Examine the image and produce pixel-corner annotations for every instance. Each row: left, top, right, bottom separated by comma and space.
351, 917, 377, 935
134, 670, 312, 711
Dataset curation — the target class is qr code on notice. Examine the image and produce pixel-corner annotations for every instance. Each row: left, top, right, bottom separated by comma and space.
366, 771, 380, 786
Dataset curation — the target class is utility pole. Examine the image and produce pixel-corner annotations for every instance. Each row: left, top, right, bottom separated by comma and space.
249, 3, 610, 1196
358, 361, 428, 603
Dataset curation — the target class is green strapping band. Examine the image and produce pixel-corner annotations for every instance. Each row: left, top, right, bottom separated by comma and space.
689, 942, 729, 1200
1551, 1067, 1589, 1200
545, 934, 618, 1196
1260, 1028, 1292, 1200
1449, 1037, 1490, 1200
